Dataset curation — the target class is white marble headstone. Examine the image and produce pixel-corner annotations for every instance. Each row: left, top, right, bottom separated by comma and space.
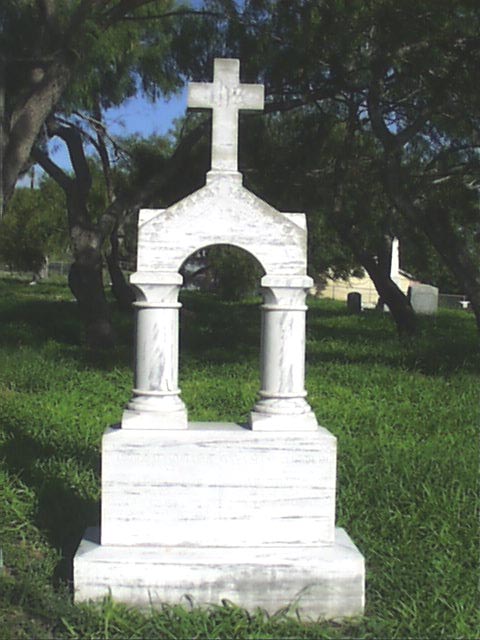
74, 57, 365, 620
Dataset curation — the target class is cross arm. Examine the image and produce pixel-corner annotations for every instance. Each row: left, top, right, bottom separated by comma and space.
188, 82, 214, 109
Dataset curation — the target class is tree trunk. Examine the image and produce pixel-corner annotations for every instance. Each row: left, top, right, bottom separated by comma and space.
413, 205, 480, 330
362, 255, 417, 336
3, 61, 71, 206
0, 57, 5, 217
69, 264, 113, 348
32, 130, 116, 348
106, 226, 136, 311
91, 98, 135, 312
68, 231, 115, 349
367, 85, 480, 331
331, 152, 418, 335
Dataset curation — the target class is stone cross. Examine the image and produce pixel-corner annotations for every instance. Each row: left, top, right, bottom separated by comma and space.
188, 58, 264, 173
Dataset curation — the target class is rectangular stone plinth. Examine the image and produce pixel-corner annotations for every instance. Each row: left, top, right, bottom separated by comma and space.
74, 527, 365, 620
101, 423, 337, 547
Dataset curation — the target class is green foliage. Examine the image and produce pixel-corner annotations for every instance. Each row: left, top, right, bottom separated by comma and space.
115, 134, 175, 192
213, 0, 480, 301
401, 226, 464, 293
1, 1, 187, 116
243, 110, 388, 281
0, 279, 478, 638
206, 245, 264, 301
0, 183, 68, 273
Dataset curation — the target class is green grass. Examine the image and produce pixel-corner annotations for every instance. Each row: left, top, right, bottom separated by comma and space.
0, 278, 478, 639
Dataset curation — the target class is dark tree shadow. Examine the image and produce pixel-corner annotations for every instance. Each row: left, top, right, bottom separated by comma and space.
0, 422, 101, 590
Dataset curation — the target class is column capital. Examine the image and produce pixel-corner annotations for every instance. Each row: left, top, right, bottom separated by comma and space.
130, 272, 183, 306
261, 275, 313, 311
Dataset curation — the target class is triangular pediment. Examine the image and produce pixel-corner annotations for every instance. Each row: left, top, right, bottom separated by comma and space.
136, 177, 307, 276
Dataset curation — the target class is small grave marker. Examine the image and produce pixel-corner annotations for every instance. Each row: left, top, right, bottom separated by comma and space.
347, 291, 362, 314
409, 284, 439, 315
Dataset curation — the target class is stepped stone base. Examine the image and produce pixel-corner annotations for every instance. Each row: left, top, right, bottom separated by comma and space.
74, 527, 364, 620
73, 422, 365, 619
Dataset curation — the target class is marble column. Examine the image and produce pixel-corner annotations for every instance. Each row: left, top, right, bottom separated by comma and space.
122, 272, 188, 429
250, 275, 318, 431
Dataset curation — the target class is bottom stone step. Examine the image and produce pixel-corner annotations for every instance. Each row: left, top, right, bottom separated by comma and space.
74, 527, 364, 620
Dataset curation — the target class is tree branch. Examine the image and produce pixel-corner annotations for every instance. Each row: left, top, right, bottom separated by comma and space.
4, 59, 71, 203
72, 110, 130, 158
31, 146, 72, 191
119, 9, 222, 21
264, 86, 338, 115
36, 0, 56, 24
92, 99, 115, 203
97, 118, 208, 242
63, 0, 102, 46
366, 81, 397, 151
396, 112, 431, 146
49, 120, 92, 194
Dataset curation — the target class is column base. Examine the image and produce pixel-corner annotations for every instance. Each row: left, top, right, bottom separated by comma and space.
249, 409, 319, 431
74, 527, 365, 620
121, 408, 188, 429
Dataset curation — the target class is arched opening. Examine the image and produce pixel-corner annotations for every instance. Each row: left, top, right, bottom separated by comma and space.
179, 244, 266, 424
180, 243, 266, 299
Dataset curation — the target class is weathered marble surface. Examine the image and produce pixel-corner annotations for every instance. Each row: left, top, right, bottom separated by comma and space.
125, 59, 314, 430
75, 527, 365, 620
122, 273, 188, 429
188, 58, 264, 173
390, 237, 400, 283
136, 176, 308, 277
250, 275, 317, 430
101, 423, 336, 547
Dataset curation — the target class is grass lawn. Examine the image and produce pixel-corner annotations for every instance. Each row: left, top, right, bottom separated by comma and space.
0, 277, 478, 639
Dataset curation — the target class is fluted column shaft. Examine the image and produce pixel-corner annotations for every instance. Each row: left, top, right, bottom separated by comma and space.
250, 275, 317, 431
122, 272, 188, 429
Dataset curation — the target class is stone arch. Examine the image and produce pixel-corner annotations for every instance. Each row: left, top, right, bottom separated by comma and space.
180, 242, 266, 294
180, 242, 267, 279
135, 180, 308, 277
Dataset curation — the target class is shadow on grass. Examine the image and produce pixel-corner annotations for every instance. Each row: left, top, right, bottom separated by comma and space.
180, 293, 261, 362
1, 279, 478, 377
0, 302, 136, 375
0, 300, 82, 346
307, 304, 480, 376
0, 422, 100, 588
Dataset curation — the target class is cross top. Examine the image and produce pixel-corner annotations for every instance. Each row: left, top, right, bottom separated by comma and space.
188, 58, 264, 174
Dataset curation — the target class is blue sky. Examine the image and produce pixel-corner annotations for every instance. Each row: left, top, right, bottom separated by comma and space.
46, 88, 189, 175
103, 88, 188, 140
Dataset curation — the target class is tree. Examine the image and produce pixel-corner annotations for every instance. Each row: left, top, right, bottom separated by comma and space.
241, 106, 418, 334
0, 0, 221, 346
0, 179, 68, 274
201, 0, 480, 332
0, 0, 216, 214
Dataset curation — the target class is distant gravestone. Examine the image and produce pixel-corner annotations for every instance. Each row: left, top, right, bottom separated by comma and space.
347, 292, 362, 314
74, 58, 364, 620
409, 284, 439, 315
